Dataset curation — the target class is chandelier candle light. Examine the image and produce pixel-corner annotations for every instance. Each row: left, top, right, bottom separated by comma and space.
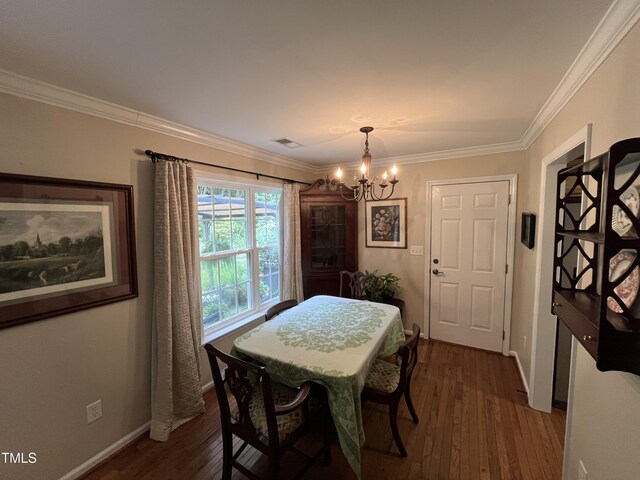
335, 126, 399, 202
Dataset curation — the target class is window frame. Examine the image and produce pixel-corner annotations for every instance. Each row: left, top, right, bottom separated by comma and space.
196, 174, 283, 339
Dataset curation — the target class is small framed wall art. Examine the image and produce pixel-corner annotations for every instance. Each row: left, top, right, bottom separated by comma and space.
365, 198, 407, 249
521, 212, 536, 249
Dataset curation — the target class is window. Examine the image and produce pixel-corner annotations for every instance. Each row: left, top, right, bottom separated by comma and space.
197, 180, 282, 334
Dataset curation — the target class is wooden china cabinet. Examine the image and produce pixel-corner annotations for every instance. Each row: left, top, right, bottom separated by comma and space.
300, 179, 358, 298
552, 137, 640, 375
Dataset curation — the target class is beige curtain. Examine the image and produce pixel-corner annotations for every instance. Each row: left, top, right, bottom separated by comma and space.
282, 183, 304, 302
150, 161, 205, 441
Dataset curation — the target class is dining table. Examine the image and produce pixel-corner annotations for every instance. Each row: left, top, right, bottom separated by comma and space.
231, 295, 406, 478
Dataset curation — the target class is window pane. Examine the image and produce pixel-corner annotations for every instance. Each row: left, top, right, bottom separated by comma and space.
214, 189, 231, 252
232, 218, 247, 249
237, 282, 249, 312
259, 247, 280, 303
198, 186, 214, 255
198, 221, 212, 255
255, 192, 281, 247
230, 189, 247, 249
214, 220, 231, 251
219, 256, 235, 288
260, 278, 270, 303
272, 271, 280, 299
202, 292, 221, 328
259, 273, 279, 303
259, 248, 277, 275
201, 254, 250, 327
310, 205, 346, 267
201, 258, 219, 293
200, 186, 248, 254
220, 286, 238, 320
236, 253, 249, 282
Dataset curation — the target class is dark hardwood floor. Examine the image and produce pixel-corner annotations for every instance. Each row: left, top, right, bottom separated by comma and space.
83, 340, 566, 480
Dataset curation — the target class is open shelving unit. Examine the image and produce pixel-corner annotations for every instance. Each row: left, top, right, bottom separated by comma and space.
553, 138, 640, 374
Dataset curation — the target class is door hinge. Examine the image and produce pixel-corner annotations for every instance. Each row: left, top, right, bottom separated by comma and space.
503, 331, 505, 340
505, 264, 508, 274
508, 194, 511, 205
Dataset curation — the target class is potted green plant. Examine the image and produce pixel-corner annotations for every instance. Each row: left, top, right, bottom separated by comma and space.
363, 270, 400, 304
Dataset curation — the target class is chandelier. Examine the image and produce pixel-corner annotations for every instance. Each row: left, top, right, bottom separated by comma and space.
334, 126, 399, 202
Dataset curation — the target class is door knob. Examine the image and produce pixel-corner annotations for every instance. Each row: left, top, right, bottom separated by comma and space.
432, 269, 445, 276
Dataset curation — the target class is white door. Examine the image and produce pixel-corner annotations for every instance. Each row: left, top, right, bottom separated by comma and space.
429, 181, 510, 352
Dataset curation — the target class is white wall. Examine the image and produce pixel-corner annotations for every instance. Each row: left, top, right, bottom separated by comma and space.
0, 92, 313, 480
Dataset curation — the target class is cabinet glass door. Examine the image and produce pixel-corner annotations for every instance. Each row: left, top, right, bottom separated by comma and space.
310, 205, 346, 268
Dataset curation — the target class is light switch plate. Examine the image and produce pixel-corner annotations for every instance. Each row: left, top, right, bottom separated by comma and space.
409, 245, 424, 256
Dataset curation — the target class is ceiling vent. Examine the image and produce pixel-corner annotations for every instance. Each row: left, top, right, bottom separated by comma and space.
272, 137, 303, 148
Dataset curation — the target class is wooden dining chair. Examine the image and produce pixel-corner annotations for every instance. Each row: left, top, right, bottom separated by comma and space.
265, 299, 298, 321
361, 323, 421, 457
204, 344, 330, 479
339, 270, 371, 299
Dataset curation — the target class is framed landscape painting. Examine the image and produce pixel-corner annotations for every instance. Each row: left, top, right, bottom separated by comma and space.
0, 173, 137, 329
365, 198, 407, 249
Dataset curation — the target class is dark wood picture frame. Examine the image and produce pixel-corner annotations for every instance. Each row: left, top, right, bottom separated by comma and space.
521, 212, 536, 249
0, 172, 137, 329
365, 198, 407, 249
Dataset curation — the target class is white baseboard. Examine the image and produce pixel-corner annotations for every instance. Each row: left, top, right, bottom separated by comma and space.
59, 421, 150, 480
404, 328, 427, 339
60, 381, 215, 480
510, 350, 529, 394
202, 380, 214, 393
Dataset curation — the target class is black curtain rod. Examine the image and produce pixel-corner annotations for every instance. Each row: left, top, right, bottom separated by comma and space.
144, 150, 311, 186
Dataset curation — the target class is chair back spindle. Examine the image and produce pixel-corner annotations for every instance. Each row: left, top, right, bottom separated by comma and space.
397, 324, 420, 390
204, 343, 331, 478
339, 270, 374, 299
206, 345, 279, 451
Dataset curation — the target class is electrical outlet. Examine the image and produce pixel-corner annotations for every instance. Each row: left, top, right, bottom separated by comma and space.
409, 245, 424, 256
86, 400, 102, 424
578, 459, 588, 480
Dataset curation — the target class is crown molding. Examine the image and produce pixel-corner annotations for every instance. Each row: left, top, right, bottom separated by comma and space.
325, 140, 526, 171
521, 0, 640, 148
386, 140, 526, 165
0, 69, 318, 174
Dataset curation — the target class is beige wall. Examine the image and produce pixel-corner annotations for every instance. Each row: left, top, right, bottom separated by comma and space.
523, 23, 640, 480
0, 92, 313, 480
356, 150, 530, 343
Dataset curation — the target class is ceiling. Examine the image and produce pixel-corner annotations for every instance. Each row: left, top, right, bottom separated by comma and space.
0, 1, 617, 168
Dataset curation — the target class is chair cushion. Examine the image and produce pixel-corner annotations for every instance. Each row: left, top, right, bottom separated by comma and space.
232, 382, 311, 444
365, 358, 401, 393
